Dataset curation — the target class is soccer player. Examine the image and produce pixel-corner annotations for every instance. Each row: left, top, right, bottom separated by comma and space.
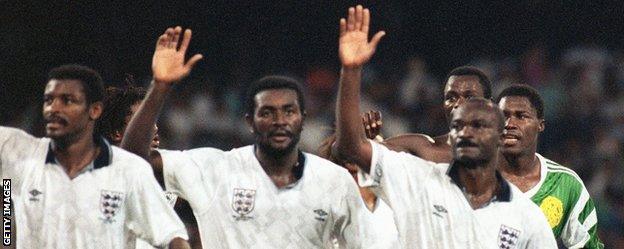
98, 85, 204, 249
376, 66, 492, 163
98, 86, 160, 150
0, 65, 190, 248
317, 133, 400, 249
334, 5, 556, 248
121, 26, 363, 248
496, 84, 604, 248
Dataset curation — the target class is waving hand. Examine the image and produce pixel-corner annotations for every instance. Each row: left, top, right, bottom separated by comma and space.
339, 5, 385, 69
152, 26, 203, 84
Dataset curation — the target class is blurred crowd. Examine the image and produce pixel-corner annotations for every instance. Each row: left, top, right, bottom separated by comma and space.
7, 44, 624, 247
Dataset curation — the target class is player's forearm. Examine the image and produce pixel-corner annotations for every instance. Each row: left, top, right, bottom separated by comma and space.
168, 237, 191, 249
121, 81, 172, 160
335, 67, 370, 171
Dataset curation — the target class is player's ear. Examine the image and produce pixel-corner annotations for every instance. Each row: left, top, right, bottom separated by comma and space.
245, 113, 254, 133
538, 119, 545, 132
89, 101, 104, 120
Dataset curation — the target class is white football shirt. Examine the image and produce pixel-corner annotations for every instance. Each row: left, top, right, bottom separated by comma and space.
473, 182, 557, 249
159, 145, 363, 249
359, 140, 557, 249
358, 140, 493, 249
134, 191, 179, 249
359, 198, 400, 249
0, 126, 188, 249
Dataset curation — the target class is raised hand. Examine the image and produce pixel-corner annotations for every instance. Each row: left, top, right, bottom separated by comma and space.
339, 5, 385, 68
152, 26, 203, 84
362, 110, 383, 140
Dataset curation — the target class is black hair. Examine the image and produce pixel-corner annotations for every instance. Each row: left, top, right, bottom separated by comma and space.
245, 75, 306, 116
445, 66, 493, 99
495, 84, 544, 119
47, 64, 105, 105
97, 86, 146, 141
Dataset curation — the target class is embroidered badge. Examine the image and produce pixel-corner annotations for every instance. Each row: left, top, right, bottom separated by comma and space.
100, 190, 124, 223
498, 224, 521, 249
232, 188, 256, 220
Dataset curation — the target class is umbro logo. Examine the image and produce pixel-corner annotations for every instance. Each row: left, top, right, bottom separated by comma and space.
29, 189, 42, 201
314, 209, 328, 222
433, 204, 447, 218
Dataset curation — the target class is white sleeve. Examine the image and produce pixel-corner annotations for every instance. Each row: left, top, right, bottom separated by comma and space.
333, 172, 363, 249
0, 126, 43, 192
125, 160, 188, 247
159, 148, 225, 214
357, 140, 437, 208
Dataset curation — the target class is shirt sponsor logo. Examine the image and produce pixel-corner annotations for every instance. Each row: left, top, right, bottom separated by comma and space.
498, 224, 521, 249
314, 209, 328, 222
232, 188, 256, 221
432, 204, 448, 218
100, 190, 124, 223
28, 189, 42, 202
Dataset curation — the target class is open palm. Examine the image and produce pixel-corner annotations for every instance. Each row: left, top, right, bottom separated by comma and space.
339, 6, 385, 68
152, 27, 203, 84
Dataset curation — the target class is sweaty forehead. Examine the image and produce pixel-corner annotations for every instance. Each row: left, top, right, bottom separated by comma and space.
254, 88, 299, 108
452, 102, 498, 122
444, 75, 484, 96
44, 79, 85, 97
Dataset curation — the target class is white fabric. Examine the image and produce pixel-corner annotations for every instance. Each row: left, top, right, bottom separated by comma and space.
0, 126, 187, 249
358, 140, 491, 248
359, 198, 400, 249
159, 145, 363, 249
134, 191, 179, 249
358, 140, 557, 249
474, 184, 558, 249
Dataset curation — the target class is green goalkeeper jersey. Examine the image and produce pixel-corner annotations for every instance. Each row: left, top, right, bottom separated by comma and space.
526, 154, 603, 248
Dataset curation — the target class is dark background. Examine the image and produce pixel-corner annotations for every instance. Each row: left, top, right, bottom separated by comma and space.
2, 1, 624, 120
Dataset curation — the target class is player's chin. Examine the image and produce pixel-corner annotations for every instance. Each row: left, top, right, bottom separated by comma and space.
500, 146, 522, 156
45, 129, 65, 139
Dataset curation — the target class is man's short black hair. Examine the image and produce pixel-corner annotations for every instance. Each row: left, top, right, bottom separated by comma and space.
496, 84, 544, 119
97, 86, 146, 141
445, 66, 493, 99
47, 64, 104, 105
245, 75, 306, 116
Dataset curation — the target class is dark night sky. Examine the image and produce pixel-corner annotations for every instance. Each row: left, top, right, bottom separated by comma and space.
2, 1, 624, 122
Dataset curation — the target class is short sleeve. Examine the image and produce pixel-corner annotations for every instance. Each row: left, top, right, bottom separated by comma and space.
0, 126, 45, 192
357, 140, 437, 208
159, 147, 226, 215
125, 160, 188, 247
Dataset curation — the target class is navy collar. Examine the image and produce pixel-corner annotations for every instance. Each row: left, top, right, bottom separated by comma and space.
45, 136, 112, 169
447, 161, 511, 202
293, 150, 306, 180
252, 146, 306, 181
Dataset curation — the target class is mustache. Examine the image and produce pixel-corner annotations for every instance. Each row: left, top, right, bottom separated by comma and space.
45, 115, 68, 126
456, 139, 478, 147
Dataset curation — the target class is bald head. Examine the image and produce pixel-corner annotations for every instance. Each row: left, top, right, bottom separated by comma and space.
451, 97, 505, 132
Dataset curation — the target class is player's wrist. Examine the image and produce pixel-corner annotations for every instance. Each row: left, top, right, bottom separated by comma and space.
151, 79, 175, 91
341, 66, 363, 73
